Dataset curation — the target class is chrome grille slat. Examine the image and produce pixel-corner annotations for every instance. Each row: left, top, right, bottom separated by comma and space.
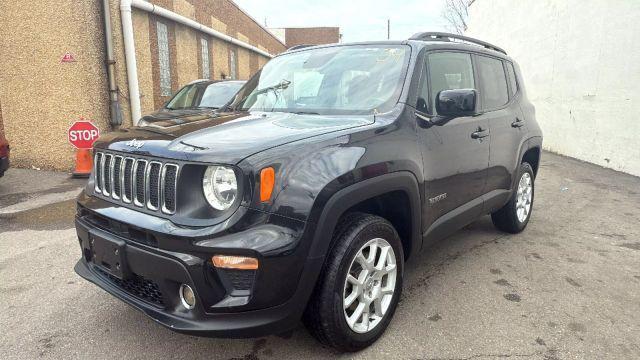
112, 156, 123, 200
145, 162, 162, 211
102, 154, 112, 196
161, 164, 178, 214
93, 151, 179, 215
133, 159, 147, 207
101, 154, 112, 196
94, 153, 103, 192
122, 158, 135, 203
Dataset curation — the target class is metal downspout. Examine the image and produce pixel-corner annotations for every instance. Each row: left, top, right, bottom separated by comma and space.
120, 0, 142, 125
102, 0, 123, 127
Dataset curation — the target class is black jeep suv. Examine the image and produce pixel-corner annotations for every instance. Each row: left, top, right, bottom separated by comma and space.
75, 32, 542, 351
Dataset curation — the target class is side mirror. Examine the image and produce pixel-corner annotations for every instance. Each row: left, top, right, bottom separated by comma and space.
435, 89, 478, 117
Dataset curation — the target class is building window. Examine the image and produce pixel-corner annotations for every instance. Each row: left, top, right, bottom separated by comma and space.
201, 38, 210, 79
229, 49, 237, 79
157, 22, 171, 96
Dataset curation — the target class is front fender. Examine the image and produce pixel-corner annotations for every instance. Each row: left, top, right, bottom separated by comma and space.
304, 171, 422, 260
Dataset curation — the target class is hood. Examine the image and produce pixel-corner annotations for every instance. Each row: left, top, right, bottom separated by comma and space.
139, 108, 217, 126
96, 111, 373, 164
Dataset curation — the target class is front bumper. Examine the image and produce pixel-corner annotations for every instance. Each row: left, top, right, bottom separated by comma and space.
74, 193, 322, 338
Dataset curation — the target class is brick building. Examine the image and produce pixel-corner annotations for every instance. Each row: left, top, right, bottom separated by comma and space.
0, 0, 288, 171
269, 27, 341, 48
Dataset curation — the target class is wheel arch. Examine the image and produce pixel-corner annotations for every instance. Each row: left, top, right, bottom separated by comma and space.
511, 136, 542, 190
522, 145, 541, 177
307, 171, 422, 262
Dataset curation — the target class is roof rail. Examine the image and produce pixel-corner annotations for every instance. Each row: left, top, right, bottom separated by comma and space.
409, 32, 507, 55
286, 44, 315, 52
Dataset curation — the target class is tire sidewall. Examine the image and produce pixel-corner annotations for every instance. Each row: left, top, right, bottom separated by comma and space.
331, 220, 404, 347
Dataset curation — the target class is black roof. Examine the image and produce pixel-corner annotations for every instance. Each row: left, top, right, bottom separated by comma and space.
276, 32, 509, 59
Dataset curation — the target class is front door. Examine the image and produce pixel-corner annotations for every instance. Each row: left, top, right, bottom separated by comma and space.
416, 51, 490, 231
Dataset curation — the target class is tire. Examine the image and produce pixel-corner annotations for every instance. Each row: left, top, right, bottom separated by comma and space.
491, 162, 535, 233
303, 212, 404, 352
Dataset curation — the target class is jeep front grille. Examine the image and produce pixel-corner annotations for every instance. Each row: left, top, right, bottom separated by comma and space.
93, 151, 178, 214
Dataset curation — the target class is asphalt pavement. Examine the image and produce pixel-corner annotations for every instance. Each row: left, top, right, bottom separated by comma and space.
1, 152, 639, 359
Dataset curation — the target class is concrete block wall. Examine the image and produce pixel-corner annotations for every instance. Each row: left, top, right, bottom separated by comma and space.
0, 0, 286, 171
0, 0, 111, 171
466, 0, 640, 176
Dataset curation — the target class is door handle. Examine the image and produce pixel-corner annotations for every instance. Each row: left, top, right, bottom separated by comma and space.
471, 128, 489, 139
511, 118, 524, 128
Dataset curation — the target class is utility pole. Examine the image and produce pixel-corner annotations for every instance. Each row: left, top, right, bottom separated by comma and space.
387, 19, 390, 39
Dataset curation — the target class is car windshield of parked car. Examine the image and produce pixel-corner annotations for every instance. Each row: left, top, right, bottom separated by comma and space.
232, 45, 410, 115
166, 81, 244, 110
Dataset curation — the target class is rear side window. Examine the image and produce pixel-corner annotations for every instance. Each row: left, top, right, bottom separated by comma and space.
420, 52, 475, 114
476, 55, 509, 110
506, 62, 518, 97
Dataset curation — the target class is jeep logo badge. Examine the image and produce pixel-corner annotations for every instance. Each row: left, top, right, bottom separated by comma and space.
126, 139, 144, 149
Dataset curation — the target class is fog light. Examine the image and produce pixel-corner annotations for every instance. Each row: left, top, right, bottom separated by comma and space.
179, 284, 196, 309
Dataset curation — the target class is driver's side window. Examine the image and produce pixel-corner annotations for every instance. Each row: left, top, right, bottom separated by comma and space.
417, 52, 475, 114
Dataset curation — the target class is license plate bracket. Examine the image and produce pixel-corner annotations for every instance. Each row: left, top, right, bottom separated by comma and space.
90, 234, 129, 279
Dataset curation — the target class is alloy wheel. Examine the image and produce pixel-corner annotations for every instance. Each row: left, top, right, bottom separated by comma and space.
516, 172, 533, 222
342, 238, 397, 334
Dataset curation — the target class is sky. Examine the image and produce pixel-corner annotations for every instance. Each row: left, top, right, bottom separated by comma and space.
234, 0, 450, 43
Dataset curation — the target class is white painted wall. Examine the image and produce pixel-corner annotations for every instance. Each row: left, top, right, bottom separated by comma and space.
466, 0, 640, 176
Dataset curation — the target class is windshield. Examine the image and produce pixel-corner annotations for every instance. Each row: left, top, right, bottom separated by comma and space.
231, 45, 410, 115
166, 81, 245, 110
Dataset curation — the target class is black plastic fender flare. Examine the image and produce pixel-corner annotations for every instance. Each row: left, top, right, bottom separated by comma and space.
307, 171, 422, 261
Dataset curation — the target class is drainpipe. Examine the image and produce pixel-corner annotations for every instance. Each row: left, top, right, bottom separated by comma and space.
120, 0, 142, 125
102, 0, 123, 127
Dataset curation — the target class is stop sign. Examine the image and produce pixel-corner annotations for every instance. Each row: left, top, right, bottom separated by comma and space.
68, 121, 100, 149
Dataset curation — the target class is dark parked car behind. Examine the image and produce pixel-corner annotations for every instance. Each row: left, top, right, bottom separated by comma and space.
0, 130, 9, 177
137, 79, 245, 127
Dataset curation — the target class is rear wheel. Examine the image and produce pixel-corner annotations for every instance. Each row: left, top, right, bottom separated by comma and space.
303, 213, 404, 352
491, 162, 535, 233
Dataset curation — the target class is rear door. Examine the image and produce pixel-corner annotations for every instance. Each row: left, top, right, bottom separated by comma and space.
416, 51, 490, 229
474, 56, 526, 209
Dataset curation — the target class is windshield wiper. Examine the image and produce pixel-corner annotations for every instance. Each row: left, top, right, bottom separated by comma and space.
234, 79, 291, 110
292, 111, 320, 115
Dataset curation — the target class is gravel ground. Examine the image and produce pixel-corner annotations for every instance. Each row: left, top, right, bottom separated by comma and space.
1, 152, 639, 359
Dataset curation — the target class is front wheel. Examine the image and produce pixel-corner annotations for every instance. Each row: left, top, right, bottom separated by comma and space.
303, 213, 404, 352
491, 162, 535, 233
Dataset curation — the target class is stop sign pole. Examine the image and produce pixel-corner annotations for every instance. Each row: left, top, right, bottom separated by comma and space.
68, 120, 100, 178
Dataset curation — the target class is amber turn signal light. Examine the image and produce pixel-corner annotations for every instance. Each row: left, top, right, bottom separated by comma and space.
260, 167, 275, 202
212, 255, 259, 270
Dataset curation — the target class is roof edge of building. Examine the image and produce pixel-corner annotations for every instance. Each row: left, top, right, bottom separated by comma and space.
229, 0, 287, 47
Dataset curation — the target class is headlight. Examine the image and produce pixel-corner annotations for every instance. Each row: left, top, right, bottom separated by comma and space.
202, 166, 238, 210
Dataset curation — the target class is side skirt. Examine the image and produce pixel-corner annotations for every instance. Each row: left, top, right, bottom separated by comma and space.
421, 189, 511, 249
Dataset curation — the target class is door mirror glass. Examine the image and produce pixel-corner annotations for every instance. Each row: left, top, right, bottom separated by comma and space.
435, 88, 477, 117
